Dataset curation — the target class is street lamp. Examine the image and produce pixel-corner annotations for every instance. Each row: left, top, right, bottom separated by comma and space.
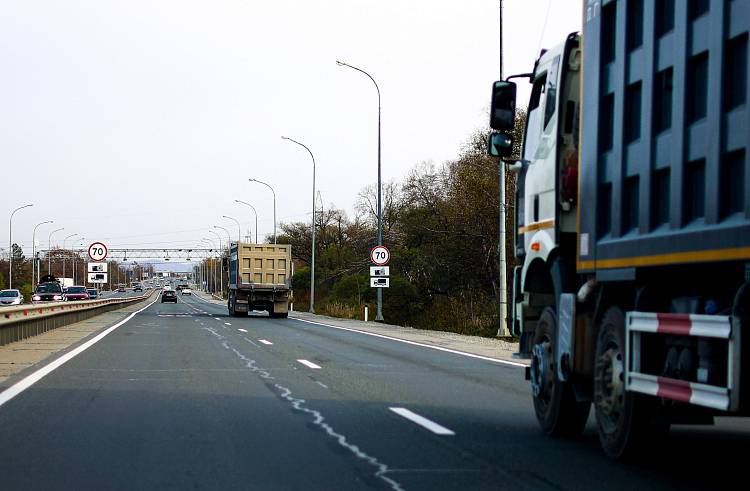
235, 200, 258, 244
47, 227, 65, 277
32, 220, 53, 289
9, 203, 33, 289
209, 230, 224, 298
202, 238, 216, 293
248, 179, 276, 244
72, 238, 85, 284
62, 233, 78, 282
336, 60, 384, 321
223, 215, 242, 243
282, 135, 317, 314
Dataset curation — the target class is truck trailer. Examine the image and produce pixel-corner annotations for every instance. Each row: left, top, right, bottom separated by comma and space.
226, 243, 292, 318
489, 1, 750, 459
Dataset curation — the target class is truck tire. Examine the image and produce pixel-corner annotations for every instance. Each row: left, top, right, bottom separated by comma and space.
594, 306, 668, 459
531, 307, 591, 437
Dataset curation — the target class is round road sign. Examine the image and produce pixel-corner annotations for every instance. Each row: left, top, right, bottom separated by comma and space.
88, 242, 108, 262
370, 245, 390, 265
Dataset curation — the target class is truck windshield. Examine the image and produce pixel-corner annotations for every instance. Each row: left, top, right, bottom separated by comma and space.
524, 74, 547, 162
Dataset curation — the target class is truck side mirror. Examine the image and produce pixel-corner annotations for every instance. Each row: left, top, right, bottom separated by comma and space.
490, 81, 517, 131
487, 132, 513, 158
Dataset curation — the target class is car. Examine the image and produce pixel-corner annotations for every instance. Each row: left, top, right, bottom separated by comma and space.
32, 275, 66, 303
175, 285, 183, 291
0, 289, 24, 306
181, 287, 192, 295
133, 286, 143, 292
65, 286, 90, 301
86, 288, 99, 299
117, 287, 126, 293
161, 290, 178, 303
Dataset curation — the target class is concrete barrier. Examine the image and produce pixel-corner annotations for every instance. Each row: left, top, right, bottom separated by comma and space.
0, 290, 158, 346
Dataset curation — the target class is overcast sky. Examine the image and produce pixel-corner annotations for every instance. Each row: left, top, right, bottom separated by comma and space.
2, 0, 581, 265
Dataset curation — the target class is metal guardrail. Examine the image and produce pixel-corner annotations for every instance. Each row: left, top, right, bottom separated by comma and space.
0, 290, 158, 347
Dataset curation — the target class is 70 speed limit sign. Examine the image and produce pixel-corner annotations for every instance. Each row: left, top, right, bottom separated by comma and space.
88, 242, 108, 262
370, 246, 390, 265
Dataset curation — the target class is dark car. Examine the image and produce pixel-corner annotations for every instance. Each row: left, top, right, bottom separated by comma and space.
32, 275, 66, 303
86, 288, 99, 299
65, 286, 90, 301
133, 285, 143, 292
161, 290, 178, 303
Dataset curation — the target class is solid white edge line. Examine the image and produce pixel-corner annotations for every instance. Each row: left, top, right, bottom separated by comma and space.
389, 407, 455, 435
292, 318, 527, 368
298, 359, 321, 369
0, 296, 159, 409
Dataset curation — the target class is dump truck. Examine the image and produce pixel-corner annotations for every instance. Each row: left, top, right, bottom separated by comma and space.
489, 1, 750, 459
226, 243, 292, 318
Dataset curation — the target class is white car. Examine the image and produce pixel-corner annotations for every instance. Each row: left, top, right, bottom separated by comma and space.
181, 287, 192, 295
0, 289, 24, 306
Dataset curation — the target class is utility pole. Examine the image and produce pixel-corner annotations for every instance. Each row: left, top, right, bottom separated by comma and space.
498, 0, 510, 336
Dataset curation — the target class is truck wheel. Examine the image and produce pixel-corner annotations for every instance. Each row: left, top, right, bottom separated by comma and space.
594, 306, 668, 459
228, 294, 235, 316
531, 307, 591, 437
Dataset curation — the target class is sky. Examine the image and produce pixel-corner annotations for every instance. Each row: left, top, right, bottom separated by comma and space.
2, 0, 582, 267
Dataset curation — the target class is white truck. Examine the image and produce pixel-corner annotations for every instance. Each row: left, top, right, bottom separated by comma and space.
489, 1, 750, 459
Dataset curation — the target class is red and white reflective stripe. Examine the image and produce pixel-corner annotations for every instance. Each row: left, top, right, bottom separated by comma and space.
627, 312, 731, 339
628, 373, 730, 410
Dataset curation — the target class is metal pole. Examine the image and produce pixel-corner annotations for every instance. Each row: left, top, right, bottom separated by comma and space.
47, 227, 64, 278
9, 203, 33, 289
248, 179, 276, 244
336, 61, 383, 321
209, 230, 223, 298
32, 220, 53, 290
73, 239, 85, 284
281, 136, 316, 314
62, 233, 77, 283
498, 0, 509, 336
235, 200, 259, 243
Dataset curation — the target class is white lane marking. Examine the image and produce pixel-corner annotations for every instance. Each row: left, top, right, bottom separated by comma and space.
316, 381, 329, 389
259, 339, 273, 345
238, 328, 248, 333
0, 296, 159, 409
215, 318, 221, 321
389, 407, 455, 436
202, 326, 403, 491
298, 359, 321, 369
293, 318, 527, 368
224, 322, 232, 326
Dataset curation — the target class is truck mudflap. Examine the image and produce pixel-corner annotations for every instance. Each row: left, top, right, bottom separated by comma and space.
626, 312, 740, 412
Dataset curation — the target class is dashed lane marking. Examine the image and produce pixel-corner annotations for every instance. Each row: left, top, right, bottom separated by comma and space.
297, 359, 321, 369
389, 407, 455, 436
259, 339, 273, 345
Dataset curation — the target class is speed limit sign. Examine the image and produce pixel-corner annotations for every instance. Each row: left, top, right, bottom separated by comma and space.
371, 246, 390, 265
88, 242, 108, 262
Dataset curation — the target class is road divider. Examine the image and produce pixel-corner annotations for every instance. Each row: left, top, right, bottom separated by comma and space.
0, 290, 158, 346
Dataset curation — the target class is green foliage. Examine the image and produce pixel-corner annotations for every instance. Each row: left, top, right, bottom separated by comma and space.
279, 113, 526, 337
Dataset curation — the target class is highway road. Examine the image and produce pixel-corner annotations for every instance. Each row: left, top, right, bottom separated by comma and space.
1, 292, 748, 490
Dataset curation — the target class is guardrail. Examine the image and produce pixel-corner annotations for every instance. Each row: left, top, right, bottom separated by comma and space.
0, 290, 158, 347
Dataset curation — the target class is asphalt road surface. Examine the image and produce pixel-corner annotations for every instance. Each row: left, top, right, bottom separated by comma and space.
1, 292, 748, 490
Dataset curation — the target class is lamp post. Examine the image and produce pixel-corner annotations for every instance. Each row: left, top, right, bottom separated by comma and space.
223, 215, 242, 243
209, 230, 223, 298
336, 60, 384, 321
32, 220, 53, 289
47, 227, 65, 278
202, 238, 216, 293
248, 179, 276, 244
235, 200, 258, 244
282, 135, 317, 314
62, 233, 77, 282
9, 203, 33, 289
72, 238, 85, 284
214, 225, 231, 246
